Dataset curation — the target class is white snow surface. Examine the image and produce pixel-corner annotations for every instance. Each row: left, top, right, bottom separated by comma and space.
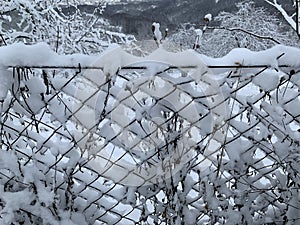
0, 42, 94, 100
0, 42, 298, 74
200, 45, 300, 70
204, 13, 212, 22
0, 42, 94, 67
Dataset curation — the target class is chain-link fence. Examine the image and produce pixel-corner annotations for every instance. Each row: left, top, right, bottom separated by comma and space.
0, 47, 300, 224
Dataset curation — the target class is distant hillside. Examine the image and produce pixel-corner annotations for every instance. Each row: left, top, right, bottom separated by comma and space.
79, 0, 294, 40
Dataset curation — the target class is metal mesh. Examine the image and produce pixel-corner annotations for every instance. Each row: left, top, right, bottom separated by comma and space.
0, 56, 300, 224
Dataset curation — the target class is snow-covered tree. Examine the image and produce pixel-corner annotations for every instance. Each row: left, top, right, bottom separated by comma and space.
0, 0, 137, 54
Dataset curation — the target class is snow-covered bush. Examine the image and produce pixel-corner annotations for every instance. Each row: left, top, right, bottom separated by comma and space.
1, 42, 300, 224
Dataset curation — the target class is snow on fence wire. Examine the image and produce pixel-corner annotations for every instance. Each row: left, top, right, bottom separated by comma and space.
0, 43, 300, 225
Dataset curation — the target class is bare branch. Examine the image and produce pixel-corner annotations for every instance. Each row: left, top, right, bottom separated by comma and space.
209, 26, 281, 44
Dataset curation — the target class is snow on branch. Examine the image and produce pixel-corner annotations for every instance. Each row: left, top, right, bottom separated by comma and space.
264, 0, 297, 33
